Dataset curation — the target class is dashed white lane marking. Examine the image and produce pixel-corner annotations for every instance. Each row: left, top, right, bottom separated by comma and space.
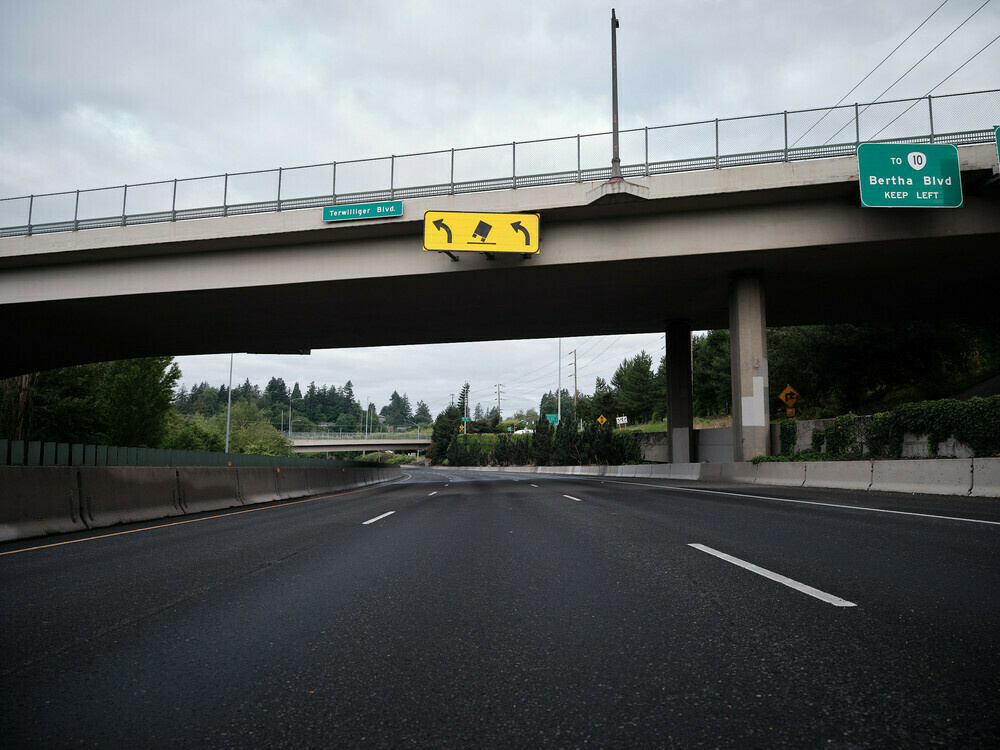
563, 495, 582, 502
689, 543, 857, 608
362, 511, 396, 525
530, 484, 539, 488
428, 491, 438, 496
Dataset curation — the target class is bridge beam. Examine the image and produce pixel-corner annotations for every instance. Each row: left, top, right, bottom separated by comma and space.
666, 320, 693, 463
729, 275, 770, 461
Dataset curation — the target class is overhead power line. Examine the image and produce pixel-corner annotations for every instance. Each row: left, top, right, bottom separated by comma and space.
792, 0, 951, 147
869, 30, 1000, 140
824, 0, 993, 145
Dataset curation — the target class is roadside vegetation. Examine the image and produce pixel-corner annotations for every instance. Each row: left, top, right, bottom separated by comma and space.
2, 319, 996, 462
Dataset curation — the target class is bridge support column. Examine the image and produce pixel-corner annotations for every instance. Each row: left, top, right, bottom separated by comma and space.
666, 320, 693, 463
729, 276, 770, 461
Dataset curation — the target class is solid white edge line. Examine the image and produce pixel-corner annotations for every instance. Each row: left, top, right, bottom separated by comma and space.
564, 476, 1000, 527
362, 511, 396, 525
563, 494, 582, 502
689, 543, 857, 607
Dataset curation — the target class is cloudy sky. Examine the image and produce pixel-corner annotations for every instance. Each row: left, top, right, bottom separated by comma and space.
2, 0, 997, 417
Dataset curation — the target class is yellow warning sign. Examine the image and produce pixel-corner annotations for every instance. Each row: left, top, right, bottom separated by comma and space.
423, 211, 540, 254
778, 385, 800, 407
597, 415, 607, 425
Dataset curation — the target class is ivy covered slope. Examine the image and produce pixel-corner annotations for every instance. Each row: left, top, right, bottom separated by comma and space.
760, 395, 1000, 463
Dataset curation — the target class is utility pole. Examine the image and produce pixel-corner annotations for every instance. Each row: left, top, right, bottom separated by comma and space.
496, 383, 503, 420
610, 8, 622, 180
573, 349, 578, 422
450, 393, 455, 407
557, 338, 562, 424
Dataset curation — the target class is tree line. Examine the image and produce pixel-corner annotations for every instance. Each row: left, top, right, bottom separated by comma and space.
3, 319, 995, 458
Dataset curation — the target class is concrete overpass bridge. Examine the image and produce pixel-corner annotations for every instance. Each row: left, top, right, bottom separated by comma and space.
290, 433, 431, 454
2, 89, 998, 461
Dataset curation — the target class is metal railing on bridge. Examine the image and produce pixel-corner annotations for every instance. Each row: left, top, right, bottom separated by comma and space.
2, 89, 997, 238
290, 431, 428, 441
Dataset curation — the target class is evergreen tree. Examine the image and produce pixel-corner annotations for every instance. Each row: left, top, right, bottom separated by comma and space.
612, 351, 655, 423
532, 413, 554, 465
414, 400, 432, 422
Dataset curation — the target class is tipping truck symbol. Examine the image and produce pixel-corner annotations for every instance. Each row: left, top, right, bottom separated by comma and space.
472, 221, 492, 242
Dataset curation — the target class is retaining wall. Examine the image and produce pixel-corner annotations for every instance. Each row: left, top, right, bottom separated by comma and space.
0, 465, 400, 542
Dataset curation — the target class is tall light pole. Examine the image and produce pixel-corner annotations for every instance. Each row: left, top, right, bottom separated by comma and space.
610, 8, 622, 180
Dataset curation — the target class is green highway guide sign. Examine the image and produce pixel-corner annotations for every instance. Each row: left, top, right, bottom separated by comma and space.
857, 143, 962, 208
323, 200, 402, 222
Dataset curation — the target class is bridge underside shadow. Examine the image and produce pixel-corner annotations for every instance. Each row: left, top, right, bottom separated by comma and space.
2, 230, 997, 379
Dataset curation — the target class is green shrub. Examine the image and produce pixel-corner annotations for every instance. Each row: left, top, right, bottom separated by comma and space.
778, 418, 796, 457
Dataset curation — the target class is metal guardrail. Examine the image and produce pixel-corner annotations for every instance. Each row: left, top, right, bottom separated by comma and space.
1, 89, 997, 239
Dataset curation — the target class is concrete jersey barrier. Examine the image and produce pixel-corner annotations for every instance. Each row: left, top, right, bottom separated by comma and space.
0, 467, 88, 542
79, 466, 184, 527
871, 459, 973, 496
179, 468, 242, 514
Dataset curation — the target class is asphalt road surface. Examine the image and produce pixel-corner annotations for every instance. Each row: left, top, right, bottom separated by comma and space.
2, 468, 999, 748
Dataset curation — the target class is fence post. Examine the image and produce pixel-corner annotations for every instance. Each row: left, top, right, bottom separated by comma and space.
783, 111, 788, 161
854, 103, 860, 145
644, 126, 649, 175
121, 184, 128, 226
27, 195, 33, 236
512, 141, 516, 189
73, 190, 80, 231
331, 162, 337, 201
450, 148, 455, 194
390, 155, 395, 199
714, 119, 720, 169
171, 179, 177, 221
576, 135, 581, 181
927, 95, 935, 144
223, 173, 229, 216
277, 167, 283, 211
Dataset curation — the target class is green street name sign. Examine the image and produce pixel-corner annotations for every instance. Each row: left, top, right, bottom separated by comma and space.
857, 143, 962, 208
995, 126, 999, 165
323, 200, 403, 222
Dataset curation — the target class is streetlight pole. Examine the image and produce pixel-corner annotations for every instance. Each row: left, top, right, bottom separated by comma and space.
610, 8, 622, 180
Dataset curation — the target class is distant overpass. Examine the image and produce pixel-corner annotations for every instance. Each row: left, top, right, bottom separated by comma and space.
290, 433, 431, 454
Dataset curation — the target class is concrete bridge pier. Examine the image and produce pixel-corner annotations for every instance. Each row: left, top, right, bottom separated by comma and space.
666, 320, 694, 463
729, 275, 770, 461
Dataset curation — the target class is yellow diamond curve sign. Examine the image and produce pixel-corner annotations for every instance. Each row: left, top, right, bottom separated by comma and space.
778, 385, 800, 407
424, 211, 540, 254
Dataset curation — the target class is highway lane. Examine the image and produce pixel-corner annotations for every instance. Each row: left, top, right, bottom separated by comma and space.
1, 468, 998, 748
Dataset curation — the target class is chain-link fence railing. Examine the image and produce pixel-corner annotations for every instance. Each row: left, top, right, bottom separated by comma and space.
2, 89, 997, 239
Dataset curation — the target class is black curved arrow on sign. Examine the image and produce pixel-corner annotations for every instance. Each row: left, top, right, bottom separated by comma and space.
433, 219, 453, 243
510, 221, 530, 246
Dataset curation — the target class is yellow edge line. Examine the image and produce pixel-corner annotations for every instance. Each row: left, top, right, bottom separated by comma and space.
0, 472, 411, 558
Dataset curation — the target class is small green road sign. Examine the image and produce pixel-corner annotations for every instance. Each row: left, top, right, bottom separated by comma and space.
857, 143, 962, 208
995, 126, 999, 164
323, 200, 402, 222
461, 417, 469, 421
546, 414, 559, 424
